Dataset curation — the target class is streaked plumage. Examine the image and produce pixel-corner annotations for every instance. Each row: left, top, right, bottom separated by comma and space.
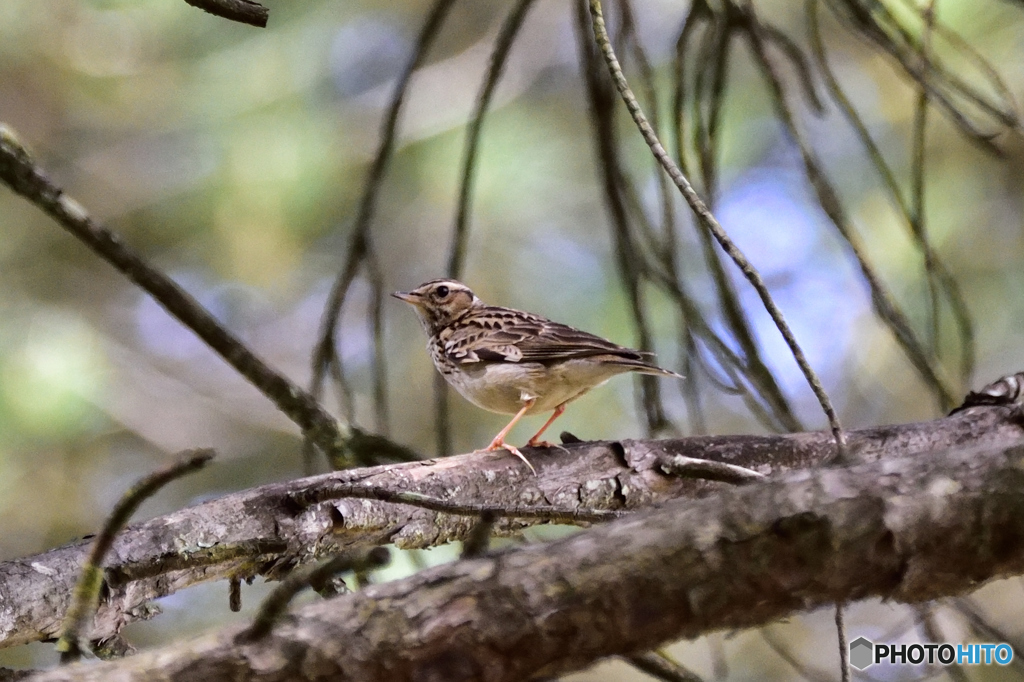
393, 279, 682, 472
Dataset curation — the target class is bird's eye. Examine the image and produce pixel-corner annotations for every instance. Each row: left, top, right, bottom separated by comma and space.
435, 285, 450, 298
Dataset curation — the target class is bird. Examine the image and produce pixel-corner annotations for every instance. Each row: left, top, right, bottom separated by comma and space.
392, 279, 682, 473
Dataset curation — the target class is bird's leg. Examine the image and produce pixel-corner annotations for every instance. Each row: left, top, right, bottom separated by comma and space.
481, 398, 536, 474
486, 399, 533, 449
526, 403, 567, 448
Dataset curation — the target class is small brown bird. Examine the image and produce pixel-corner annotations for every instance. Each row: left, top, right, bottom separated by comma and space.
393, 279, 682, 472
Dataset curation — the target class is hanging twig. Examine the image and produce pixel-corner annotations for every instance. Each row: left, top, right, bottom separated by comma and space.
912, 0, 939, 355
586, 0, 846, 455
741, 4, 959, 411
835, 604, 850, 682
446, 0, 538, 279
668, 4, 806, 434
56, 450, 214, 663
435, 0, 538, 457
823, 0, 1017, 151
619, 0, 678, 265
309, 0, 459, 470
573, 1, 675, 435
808, 0, 975, 388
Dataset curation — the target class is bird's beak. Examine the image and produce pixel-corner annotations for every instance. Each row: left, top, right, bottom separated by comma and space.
391, 291, 419, 305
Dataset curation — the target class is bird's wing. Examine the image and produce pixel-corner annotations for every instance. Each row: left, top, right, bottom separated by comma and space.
442, 306, 644, 365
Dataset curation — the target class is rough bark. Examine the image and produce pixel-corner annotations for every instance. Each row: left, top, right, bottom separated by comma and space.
23, 408, 1024, 682
1, 408, 1019, 650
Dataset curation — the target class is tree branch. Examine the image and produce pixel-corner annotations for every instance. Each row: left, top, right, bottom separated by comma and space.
181, 0, 269, 28
0, 124, 380, 466
24, 422, 1024, 682
1, 407, 1021, 650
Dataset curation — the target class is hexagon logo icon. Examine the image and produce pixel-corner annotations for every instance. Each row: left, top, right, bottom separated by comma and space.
850, 637, 874, 670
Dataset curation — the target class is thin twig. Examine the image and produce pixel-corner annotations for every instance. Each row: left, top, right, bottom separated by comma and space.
619, 0, 678, 266
626, 651, 705, 682
365, 254, 390, 436
652, 252, 802, 433
674, 8, 804, 435
586, 0, 846, 455
289, 483, 626, 523
655, 267, 787, 421
808, 0, 975, 388
678, 330, 707, 435
671, 0, 710, 179
657, 454, 765, 484
742, 5, 959, 412
911, 0, 940, 356
692, 209, 803, 432
835, 603, 850, 682
893, 0, 1020, 127
693, 13, 730, 200
664, 4, 810, 435
668, 9, 805, 434
854, 0, 1018, 129
56, 450, 215, 663
824, 0, 1016, 151
759, 23, 824, 113
573, 1, 673, 435
436, 0, 537, 457
446, 0, 537, 279
309, 0, 458, 470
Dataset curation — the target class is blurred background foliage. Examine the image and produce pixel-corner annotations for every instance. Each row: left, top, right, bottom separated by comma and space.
1, 0, 1023, 678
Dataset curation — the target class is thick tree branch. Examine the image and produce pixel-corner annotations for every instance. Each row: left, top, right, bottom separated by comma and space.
1, 407, 1021, 650
24, 422, 1024, 682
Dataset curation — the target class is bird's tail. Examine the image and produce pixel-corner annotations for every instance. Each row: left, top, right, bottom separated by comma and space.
609, 357, 684, 379
633, 364, 684, 380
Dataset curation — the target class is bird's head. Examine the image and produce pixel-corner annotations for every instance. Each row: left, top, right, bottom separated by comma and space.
392, 279, 481, 335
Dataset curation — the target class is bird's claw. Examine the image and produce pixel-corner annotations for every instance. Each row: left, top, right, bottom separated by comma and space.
527, 439, 570, 456
479, 439, 537, 475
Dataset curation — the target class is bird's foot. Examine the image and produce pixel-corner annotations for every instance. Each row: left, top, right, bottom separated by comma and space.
479, 438, 537, 475
526, 439, 570, 456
